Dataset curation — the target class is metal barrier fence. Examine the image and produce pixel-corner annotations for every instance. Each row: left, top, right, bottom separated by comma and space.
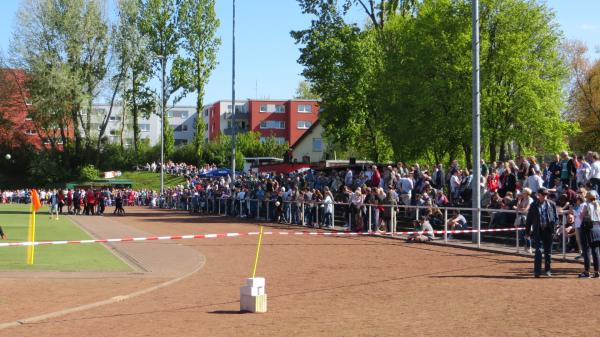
168, 195, 572, 261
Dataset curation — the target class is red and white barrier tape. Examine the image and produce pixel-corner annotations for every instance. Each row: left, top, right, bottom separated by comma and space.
0, 227, 524, 248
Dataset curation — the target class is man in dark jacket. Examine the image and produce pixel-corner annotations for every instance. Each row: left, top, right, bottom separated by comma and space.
525, 187, 559, 277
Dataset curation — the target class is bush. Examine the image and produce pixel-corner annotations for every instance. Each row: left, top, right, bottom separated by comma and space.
80, 164, 100, 181
170, 143, 197, 164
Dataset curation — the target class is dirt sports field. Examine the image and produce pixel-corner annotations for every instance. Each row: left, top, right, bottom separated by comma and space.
0, 207, 599, 337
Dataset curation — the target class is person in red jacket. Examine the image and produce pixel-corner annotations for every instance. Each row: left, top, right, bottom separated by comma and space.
370, 165, 381, 188
86, 189, 96, 215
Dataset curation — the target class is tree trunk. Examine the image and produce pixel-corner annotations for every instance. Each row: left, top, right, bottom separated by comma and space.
489, 140, 497, 163
499, 141, 507, 161
463, 143, 472, 170
132, 71, 140, 165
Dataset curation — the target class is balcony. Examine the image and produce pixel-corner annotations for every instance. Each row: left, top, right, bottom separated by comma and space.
223, 127, 249, 135
225, 112, 249, 120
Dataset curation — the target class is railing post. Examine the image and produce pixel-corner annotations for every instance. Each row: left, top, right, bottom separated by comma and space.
368, 205, 372, 233
416, 207, 419, 221
256, 199, 260, 220
391, 205, 396, 235
516, 212, 520, 254
348, 203, 351, 230
218, 197, 221, 215
332, 203, 335, 229
444, 208, 448, 244
562, 214, 566, 260
301, 201, 305, 226
315, 201, 319, 227
266, 200, 270, 221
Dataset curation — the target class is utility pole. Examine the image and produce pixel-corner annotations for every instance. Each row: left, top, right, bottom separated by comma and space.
230, 0, 237, 180
471, 0, 481, 247
158, 55, 166, 196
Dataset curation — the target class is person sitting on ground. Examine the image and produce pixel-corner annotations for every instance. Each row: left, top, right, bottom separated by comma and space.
407, 216, 435, 242
447, 212, 468, 232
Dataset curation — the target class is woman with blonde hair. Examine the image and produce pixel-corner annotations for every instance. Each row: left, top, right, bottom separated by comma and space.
579, 191, 600, 278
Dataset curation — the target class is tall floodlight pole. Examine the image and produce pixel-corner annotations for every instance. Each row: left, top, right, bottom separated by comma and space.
471, 0, 481, 247
158, 55, 166, 196
230, 0, 237, 180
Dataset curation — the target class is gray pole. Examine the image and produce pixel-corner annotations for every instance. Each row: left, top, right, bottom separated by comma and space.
230, 0, 236, 180
160, 56, 166, 197
471, 0, 481, 247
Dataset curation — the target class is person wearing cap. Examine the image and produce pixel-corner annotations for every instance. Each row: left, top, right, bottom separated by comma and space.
525, 187, 559, 277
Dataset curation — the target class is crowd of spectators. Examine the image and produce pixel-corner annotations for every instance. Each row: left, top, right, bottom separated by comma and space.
4, 150, 600, 248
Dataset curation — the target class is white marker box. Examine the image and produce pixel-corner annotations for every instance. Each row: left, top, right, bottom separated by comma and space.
246, 277, 265, 288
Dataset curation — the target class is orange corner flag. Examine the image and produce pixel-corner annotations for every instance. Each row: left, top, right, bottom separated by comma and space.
27, 188, 41, 265
31, 189, 41, 212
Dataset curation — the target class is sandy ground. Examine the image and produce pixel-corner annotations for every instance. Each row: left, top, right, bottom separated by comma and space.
1, 207, 599, 337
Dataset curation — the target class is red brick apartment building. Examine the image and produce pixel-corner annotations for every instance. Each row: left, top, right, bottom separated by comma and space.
0, 69, 72, 150
203, 99, 319, 146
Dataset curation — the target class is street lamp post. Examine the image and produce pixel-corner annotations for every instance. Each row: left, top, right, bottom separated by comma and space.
471, 0, 481, 247
230, 0, 236, 181
158, 55, 166, 196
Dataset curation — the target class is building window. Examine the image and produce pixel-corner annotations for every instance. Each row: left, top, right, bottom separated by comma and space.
25, 99, 33, 106
260, 136, 286, 145
298, 104, 312, 113
109, 129, 119, 136
25, 129, 37, 135
204, 109, 209, 117
275, 105, 285, 113
297, 120, 312, 129
139, 123, 150, 132
168, 110, 189, 118
109, 115, 122, 121
259, 104, 267, 112
92, 108, 105, 115
312, 138, 323, 152
174, 139, 188, 146
260, 120, 285, 129
173, 124, 188, 132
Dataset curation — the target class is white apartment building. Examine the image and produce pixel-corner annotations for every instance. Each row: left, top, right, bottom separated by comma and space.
85, 104, 204, 146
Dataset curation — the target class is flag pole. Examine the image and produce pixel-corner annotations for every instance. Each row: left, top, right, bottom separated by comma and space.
27, 189, 42, 265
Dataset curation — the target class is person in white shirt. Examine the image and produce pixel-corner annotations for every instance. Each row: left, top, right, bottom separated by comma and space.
524, 168, 544, 194
344, 169, 353, 187
323, 190, 334, 228
450, 171, 462, 203
576, 155, 590, 187
587, 152, 600, 192
396, 174, 413, 206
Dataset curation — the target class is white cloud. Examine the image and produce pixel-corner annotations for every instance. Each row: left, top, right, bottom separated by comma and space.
580, 24, 599, 31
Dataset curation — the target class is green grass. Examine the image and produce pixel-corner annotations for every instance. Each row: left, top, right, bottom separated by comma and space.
0, 204, 131, 272
118, 171, 187, 191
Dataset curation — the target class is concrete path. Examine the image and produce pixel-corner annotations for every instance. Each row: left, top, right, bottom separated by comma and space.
68, 214, 203, 278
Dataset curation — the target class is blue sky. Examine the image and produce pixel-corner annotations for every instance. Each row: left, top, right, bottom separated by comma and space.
1, 0, 599, 107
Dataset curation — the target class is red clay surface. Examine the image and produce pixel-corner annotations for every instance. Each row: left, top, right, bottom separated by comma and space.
1, 207, 599, 337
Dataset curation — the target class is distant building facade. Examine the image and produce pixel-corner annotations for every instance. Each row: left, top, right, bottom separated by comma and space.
1, 70, 319, 150
203, 99, 320, 146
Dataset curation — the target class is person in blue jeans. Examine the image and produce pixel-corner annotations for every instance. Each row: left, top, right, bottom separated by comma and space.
525, 187, 559, 277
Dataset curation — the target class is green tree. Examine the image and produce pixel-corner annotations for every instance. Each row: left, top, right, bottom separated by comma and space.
564, 40, 600, 152
11, 0, 110, 167
139, 0, 182, 163
479, 0, 570, 160
174, 0, 220, 165
163, 115, 175, 158
294, 80, 320, 100
292, 3, 393, 162
114, 0, 156, 161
